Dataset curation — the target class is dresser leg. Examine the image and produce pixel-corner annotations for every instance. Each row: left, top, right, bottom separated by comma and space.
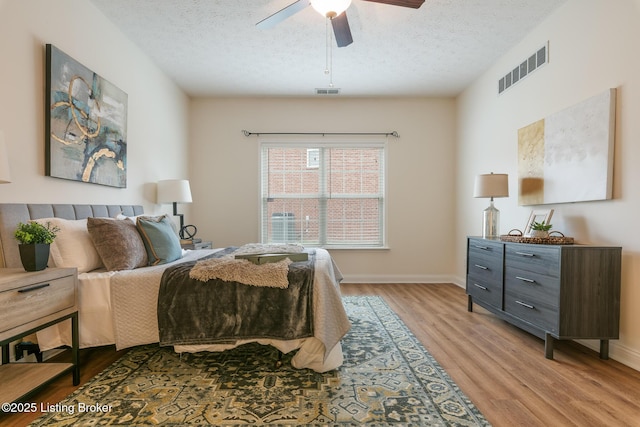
467, 295, 473, 312
599, 340, 609, 360
1, 343, 8, 364
544, 333, 554, 359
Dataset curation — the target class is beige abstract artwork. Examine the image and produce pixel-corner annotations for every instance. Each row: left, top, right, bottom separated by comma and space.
517, 88, 616, 206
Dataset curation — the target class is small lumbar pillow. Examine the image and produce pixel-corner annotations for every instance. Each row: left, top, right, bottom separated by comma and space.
136, 215, 182, 265
35, 217, 103, 273
87, 217, 148, 271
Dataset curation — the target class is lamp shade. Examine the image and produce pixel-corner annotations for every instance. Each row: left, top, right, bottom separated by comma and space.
0, 131, 11, 184
310, 0, 352, 17
473, 173, 509, 198
157, 179, 192, 204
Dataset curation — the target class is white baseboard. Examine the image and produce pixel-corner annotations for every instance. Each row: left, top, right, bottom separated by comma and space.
341, 274, 458, 284
451, 275, 465, 288
341, 275, 467, 288
576, 339, 640, 371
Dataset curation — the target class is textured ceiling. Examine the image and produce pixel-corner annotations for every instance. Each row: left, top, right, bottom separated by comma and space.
90, 0, 566, 97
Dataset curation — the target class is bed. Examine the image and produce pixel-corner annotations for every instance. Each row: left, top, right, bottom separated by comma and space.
0, 203, 351, 372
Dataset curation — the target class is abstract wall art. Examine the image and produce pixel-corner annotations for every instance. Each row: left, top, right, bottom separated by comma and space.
518, 88, 616, 205
45, 44, 128, 188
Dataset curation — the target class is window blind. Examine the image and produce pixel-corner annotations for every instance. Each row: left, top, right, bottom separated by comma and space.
260, 142, 386, 248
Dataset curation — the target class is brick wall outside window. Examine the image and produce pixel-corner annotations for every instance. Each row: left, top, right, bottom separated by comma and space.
261, 145, 385, 247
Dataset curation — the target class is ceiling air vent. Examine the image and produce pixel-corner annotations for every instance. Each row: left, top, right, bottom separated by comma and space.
498, 42, 548, 95
315, 88, 341, 95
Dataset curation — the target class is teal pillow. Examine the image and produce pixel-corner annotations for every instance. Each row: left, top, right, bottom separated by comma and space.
136, 215, 182, 265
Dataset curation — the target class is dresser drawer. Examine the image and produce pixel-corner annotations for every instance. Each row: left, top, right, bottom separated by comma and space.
504, 290, 559, 333
0, 274, 76, 334
468, 238, 503, 258
467, 274, 502, 308
505, 243, 560, 277
504, 267, 560, 308
468, 239, 504, 285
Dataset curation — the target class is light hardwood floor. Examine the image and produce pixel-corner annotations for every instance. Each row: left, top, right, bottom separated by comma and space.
3, 282, 640, 426
341, 283, 640, 427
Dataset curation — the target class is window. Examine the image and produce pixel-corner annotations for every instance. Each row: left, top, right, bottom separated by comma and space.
306, 148, 320, 168
261, 142, 386, 248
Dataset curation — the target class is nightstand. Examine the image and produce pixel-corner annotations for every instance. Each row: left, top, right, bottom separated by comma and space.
180, 240, 213, 250
0, 268, 80, 404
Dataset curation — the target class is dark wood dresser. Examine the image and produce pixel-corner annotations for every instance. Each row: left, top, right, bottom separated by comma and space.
466, 237, 621, 359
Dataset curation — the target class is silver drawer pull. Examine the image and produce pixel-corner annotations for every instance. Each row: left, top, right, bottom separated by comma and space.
473, 244, 489, 250
474, 264, 488, 270
473, 283, 487, 290
18, 283, 50, 293
515, 251, 535, 257
515, 300, 535, 309
516, 276, 535, 283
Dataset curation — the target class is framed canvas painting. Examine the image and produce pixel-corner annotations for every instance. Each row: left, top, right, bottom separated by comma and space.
45, 44, 127, 188
517, 88, 616, 205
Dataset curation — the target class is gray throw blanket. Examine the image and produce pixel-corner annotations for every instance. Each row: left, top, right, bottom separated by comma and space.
157, 248, 316, 346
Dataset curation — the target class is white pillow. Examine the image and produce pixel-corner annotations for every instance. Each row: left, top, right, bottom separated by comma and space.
36, 218, 103, 273
115, 213, 144, 221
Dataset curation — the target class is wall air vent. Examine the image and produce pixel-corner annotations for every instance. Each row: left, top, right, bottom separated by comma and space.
498, 42, 548, 95
315, 88, 341, 95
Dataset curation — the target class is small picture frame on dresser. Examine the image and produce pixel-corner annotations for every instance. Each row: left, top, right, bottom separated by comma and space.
524, 209, 554, 236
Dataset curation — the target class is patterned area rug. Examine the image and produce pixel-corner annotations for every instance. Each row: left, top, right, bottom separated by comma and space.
29, 296, 490, 426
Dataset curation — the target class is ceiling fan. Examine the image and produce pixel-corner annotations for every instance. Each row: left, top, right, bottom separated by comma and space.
256, 0, 425, 48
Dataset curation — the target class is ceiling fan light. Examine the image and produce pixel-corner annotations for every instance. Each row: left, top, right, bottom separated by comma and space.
310, 0, 352, 18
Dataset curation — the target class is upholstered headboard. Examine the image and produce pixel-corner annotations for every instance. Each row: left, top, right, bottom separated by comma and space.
0, 204, 144, 268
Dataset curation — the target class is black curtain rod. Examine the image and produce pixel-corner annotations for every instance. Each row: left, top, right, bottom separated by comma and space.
242, 130, 399, 138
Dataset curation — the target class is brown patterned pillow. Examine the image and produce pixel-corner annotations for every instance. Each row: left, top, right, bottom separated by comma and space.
87, 217, 148, 271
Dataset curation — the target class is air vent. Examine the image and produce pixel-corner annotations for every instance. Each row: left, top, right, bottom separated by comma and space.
315, 88, 341, 95
498, 42, 548, 95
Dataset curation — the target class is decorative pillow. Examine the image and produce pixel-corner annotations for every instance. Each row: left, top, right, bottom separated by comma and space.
117, 213, 180, 236
115, 213, 144, 221
35, 218, 103, 273
136, 215, 183, 265
87, 217, 148, 271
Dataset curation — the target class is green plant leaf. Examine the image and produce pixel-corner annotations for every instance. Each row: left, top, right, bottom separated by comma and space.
14, 221, 60, 244
531, 221, 552, 231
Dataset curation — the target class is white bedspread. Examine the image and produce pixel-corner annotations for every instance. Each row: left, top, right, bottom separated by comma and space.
36, 248, 350, 373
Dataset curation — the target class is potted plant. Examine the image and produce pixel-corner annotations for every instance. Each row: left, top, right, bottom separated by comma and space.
14, 221, 59, 271
529, 221, 552, 238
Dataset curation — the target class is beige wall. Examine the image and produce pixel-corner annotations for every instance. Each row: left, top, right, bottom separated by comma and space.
189, 97, 457, 283
0, 0, 190, 213
456, 0, 640, 369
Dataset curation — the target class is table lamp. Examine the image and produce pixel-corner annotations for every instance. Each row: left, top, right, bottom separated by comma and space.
157, 179, 192, 236
473, 173, 509, 238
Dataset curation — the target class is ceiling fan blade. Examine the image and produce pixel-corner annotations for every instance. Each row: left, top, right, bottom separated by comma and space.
361, 0, 425, 8
256, 0, 311, 29
331, 12, 353, 47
